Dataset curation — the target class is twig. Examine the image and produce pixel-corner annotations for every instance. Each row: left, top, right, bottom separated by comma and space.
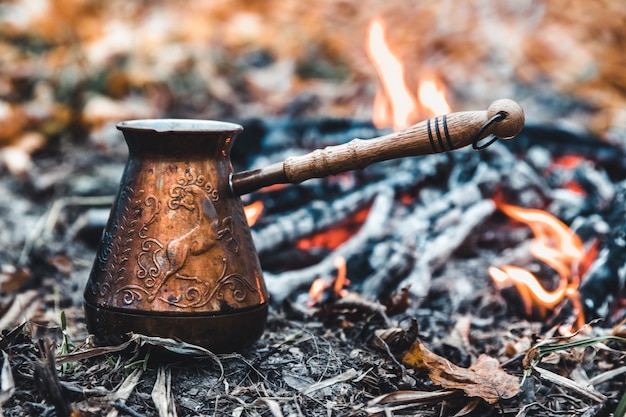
300, 368, 357, 396
18, 195, 114, 265
112, 400, 147, 417
374, 335, 407, 379
219, 352, 269, 385
329, 294, 391, 326
33, 340, 73, 417
18, 209, 48, 266
513, 402, 539, 417
0, 290, 40, 333
533, 366, 607, 403
586, 365, 626, 387
365, 389, 459, 412
252, 398, 284, 417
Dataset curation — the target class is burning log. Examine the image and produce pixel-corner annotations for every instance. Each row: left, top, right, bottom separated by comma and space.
264, 187, 395, 305
257, 114, 626, 335
252, 181, 388, 257
360, 241, 415, 300
401, 199, 496, 299
252, 153, 451, 257
266, 144, 505, 304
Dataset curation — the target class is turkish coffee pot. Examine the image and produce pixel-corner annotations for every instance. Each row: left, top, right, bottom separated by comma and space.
84, 99, 524, 352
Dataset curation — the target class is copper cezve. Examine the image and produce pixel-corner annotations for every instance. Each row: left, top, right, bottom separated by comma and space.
84, 99, 525, 352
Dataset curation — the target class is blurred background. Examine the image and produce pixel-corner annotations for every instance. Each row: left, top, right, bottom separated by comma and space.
1, 0, 625, 175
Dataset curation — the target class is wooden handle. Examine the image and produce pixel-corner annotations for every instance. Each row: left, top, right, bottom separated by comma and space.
231, 99, 524, 195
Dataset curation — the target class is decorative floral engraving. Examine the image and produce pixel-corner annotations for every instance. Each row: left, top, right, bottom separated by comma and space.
159, 258, 257, 308
92, 227, 114, 297
115, 285, 150, 305
90, 186, 143, 298
96, 229, 113, 273
137, 238, 163, 288
139, 195, 161, 239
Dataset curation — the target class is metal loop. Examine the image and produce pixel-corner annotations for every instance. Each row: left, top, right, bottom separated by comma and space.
472, 112, 506, 151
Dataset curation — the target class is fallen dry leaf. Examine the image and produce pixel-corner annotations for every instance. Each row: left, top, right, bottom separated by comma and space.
0, 351, 15, 408
402, 340, 519, 404
367, 389, 459, 407
152, 367, 178, 417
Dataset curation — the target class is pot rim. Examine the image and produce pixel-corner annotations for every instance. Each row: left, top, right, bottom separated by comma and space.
117, 118, 243, 133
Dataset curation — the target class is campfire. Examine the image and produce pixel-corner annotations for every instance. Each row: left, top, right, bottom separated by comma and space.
249, 19, 618, 334
0, 1, 625, 416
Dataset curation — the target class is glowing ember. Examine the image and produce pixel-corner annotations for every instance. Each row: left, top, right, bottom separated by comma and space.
552, 155, 586, 170
296, 204, 371, 251
488, 202, 587, 330
563, 181, 586, 195
549, 155, 587, 195
258, 183, 290, 193
244, 200, 264, 226
366, 18, 417, 130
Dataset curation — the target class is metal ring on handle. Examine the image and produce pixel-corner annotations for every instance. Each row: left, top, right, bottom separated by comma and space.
472, 112, 506, 151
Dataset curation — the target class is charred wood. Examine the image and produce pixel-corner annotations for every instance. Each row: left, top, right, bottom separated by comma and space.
252, 154, 450, 255
253, 182, 386, 257
265, 154, 502, 304
580, 179, 626, 320
399, 199, 496, 299
360, 241, 415, 300
573, 162, 615, 210
264, 187, 395, 305
508, 125, 626, 179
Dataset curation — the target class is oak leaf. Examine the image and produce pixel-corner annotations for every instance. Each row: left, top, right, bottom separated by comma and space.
402, 340, 519, 404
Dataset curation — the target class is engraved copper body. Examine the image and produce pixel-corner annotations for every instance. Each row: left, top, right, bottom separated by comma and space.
84, 120, 268, 353
85, 100, 525, 352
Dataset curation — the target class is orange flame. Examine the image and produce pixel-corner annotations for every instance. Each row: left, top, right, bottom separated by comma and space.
418, 75, 451, 117
309, 256, 350, 305
309, 278, 328, 304
488, 202, 586, 330
366, 18, 417, 130
366, 19, 450, 130
244, 200, 264, 226
333, 256, 349, 296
